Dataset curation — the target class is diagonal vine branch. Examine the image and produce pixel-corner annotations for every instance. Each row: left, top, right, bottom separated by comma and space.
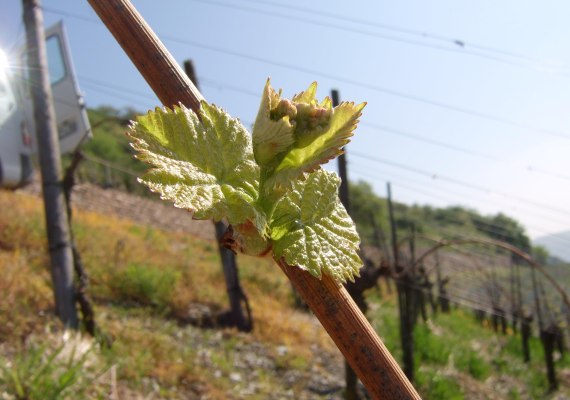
86, 1, 420, 398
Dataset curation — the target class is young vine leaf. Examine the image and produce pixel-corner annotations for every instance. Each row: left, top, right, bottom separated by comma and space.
253, 80, 366, 190
128, 81, 365, 282
128, 102, 264, 230
270, 169, 362, 281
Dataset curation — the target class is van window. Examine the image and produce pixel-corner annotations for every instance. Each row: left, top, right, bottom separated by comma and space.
46, 35, 66, 85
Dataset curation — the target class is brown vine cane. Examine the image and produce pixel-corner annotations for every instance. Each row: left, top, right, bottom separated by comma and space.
87, 1, 421, 398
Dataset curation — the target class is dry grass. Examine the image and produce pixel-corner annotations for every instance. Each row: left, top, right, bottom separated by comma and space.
0, 189, 334, 349
0, 188, 337, 397
0, 251, 53, 341
0, 191, 54, 341
4, 188, 569, 399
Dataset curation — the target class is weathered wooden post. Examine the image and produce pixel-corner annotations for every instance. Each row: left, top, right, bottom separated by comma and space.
509, 259, 519, 333
333, 89, 363, 400
332, 89, 359, 400
521, 309, 533, 362
23, 0, 78, 329
183, 59, 251, 332
387, 183, 415, 382
434, 251, 450, 313
529, 260, 559, 389
542, 323, 559, 391
87, 1, 421, 397
63, 151, 97, 336
370, 214, 393, 294
409, 224, 427, 324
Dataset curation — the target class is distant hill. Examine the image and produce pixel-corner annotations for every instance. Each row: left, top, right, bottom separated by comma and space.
534, 230, 570, 262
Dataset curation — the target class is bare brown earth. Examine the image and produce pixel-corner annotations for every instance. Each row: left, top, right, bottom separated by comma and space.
23, 179, 215, 240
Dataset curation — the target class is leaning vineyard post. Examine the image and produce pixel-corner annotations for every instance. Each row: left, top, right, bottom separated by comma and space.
87, 1, 420, 398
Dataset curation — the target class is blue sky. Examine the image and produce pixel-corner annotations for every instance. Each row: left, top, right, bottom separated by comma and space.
2, 0, 569, 240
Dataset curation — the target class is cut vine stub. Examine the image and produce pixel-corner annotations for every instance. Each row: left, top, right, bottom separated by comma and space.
220, 224, 272, 257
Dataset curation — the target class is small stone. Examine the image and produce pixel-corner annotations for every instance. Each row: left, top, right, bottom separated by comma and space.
277, 345, 288, 356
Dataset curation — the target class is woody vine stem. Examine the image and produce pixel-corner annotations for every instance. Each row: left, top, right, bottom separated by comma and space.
87, 0, 420, 398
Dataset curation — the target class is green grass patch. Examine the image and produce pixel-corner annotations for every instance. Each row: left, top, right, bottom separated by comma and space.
0, 338, 104, 399
109, 263, 180, 310
455, 349, 491, 380
414, 324, 450, 365
417, 370, 464, 400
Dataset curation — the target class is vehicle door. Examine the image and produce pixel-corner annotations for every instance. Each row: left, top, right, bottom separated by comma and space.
44, 21, 91, 154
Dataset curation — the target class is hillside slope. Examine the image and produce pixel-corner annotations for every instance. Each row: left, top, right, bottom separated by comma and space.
1, 187, 569, 399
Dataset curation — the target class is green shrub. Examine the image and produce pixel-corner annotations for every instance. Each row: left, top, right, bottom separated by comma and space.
503, 335, 521, 357
424, 372, 464, 400
456, 350, 490, 380
111, 264, 180, 310
528, 371, 548, 395
508, 387, 522, 400
414, 325, 450, 365
372, 307, 402, 361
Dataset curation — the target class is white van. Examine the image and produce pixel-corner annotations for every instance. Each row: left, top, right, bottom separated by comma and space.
0, 21, 90, 188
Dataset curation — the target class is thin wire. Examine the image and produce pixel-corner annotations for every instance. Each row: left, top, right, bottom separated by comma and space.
188, 0, 546, 71
193, 0, 568, 78
41, 6, 570, 141
349, 166, 570, 251
78, 71, 570, 188
350, 151, 570, 217
11, 65, 88, 109
7, 20, 25, 54
396, 268, 515, 316
199, 77, 260, 98
360, 121, 570, 182
237, 0, 569, 71
161, 35, 570, 141
82, 153, 140, 177
80, 76, 156, 98
77, 76, 570, 243
349, 165, 570, 235
41, 6, 99, 24
406, 241, 559, 317
161, 73, 570, 182
81, 82, 155, 109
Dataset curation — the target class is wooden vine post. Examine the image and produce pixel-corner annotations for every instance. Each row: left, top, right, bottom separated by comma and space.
23, 0, 79, 329
87, 1, 420, 398
332, 88, 364, 399
387, 182, 415, 382
183, 59, 252, 332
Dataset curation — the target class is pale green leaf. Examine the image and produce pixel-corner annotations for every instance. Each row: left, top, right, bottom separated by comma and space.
270, 169, 362, 282
291, 81, 318, 104
252, 80, 295, 166
253, 80, 365, 190
128, 102, 264, 229
271, 100, 366, 186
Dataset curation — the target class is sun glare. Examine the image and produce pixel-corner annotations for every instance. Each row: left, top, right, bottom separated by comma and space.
0, 49, 8, 74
